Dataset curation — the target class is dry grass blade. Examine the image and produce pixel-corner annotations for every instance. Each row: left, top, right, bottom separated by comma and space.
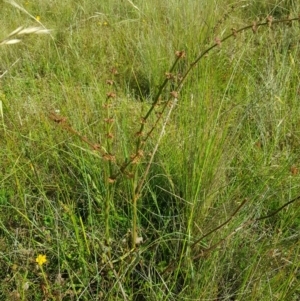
0, 101, 3, 119
4, 0, 48, 30
0, 59, 20, 79
5, 0, 37, 22
125, 0, 141, 12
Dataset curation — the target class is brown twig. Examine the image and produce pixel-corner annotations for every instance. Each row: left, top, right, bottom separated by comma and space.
190, 198, 249, 249
162, 193, 300, 274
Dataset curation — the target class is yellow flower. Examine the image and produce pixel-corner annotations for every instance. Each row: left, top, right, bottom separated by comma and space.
36, 15, 41, 21
36, 254, 47, 266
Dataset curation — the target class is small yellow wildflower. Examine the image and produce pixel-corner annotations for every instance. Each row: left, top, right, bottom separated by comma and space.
103, 21, 108, 26
36, 15, 41, 21
36, 254, 47, 266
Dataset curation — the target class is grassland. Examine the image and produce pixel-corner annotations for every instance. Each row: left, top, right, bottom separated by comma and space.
1, 0, 300, 300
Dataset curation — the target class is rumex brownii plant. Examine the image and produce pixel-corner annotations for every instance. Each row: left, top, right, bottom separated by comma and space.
49, 13, 300, 265
2, 1, 300, 298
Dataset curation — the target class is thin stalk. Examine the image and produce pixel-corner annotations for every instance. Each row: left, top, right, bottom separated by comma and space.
177, 17, 300, 92
135, 55, 182, 154
132, 193, 138, 249
131, 97, 179, 248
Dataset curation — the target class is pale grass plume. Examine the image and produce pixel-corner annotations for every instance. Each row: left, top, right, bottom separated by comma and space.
6, 26, 23, 37
17, 26, 51, 35
4, 0, 53, 41
0, 39, 22, 45
0, 26, 52, 46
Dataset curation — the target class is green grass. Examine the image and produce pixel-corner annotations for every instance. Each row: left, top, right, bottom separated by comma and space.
1, 0, 300, 300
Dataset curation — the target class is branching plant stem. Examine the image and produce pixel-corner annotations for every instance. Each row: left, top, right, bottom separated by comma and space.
49, 14, 300, 268
131, 97, 178, 248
